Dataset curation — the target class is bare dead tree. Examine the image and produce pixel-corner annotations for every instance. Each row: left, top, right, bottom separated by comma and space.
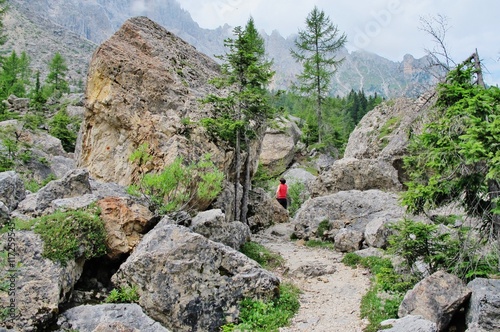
419, 14, 456, 80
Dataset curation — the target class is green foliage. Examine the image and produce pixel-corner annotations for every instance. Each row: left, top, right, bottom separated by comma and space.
240, 241, 285, 270
291, 6, 347, 144
378, 116, 400, 148
316, 219, 331, 239
23, 173, 57, 193
0, 124, 32, 171
342, 252, 363, 267
402, 64, 500, 231
45, 52, 70, 95
270, 89, 380, 155
130, 152, 224, 216
48, 107, 80, 152
342, 253, 413, 332
105, 285, 140, 304
360, 284, 403, 332
387, 218, 499, 282
222, 283, 300, 332
128, 142, 153, 168
287, 181, 308, 218
0, 50, 31, 101
31, 207, 107, 265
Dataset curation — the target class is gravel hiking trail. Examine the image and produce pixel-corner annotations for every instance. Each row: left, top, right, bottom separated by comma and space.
253, 223, 371, 332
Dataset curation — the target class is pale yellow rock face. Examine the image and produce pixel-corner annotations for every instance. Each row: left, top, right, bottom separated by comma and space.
77, 17, 232, 186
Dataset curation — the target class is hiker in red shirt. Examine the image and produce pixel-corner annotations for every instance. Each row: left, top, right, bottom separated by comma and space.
276, 178, 288, 209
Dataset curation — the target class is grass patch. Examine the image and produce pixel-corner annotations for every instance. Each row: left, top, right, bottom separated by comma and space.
305, 239, 335, 250
377, 116, 400, 147
105, 285, 140, 304
342, 253, 416, 332
221, 283, 300, 332
360, 285, 403, 332
240, 241, 285, 270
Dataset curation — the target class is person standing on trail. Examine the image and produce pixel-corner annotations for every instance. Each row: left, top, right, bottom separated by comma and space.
276, 177, 288, 209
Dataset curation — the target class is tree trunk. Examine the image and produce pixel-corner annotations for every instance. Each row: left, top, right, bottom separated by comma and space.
234, 127, 241, 222
240, 132, 251, 224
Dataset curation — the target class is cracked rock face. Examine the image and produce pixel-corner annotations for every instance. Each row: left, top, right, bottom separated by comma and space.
112, 222, 280, 332
77, 16, 232, 189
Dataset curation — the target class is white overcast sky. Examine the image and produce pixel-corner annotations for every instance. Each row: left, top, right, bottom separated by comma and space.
175, 0, 500, 86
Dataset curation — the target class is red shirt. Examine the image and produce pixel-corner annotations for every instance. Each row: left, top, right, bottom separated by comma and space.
276, 183, 288, 199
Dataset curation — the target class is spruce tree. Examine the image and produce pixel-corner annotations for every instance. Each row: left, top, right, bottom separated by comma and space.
203, 17, 274, 223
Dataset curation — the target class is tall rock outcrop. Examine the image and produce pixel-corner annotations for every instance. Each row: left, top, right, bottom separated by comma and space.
309, 92, 436, 197
76, 16, 231, 186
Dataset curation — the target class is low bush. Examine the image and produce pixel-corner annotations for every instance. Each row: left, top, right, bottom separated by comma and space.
221, 283, 300, 332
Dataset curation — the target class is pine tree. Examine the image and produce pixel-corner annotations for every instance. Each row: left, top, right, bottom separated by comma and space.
203, 17, 275, 223
291, 6, 346, 143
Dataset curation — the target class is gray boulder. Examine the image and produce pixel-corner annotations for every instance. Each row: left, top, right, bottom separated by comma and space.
398, 270, 471, 331
259, 116, 301, 176
334, 228, 364, 252
0, 171, 26, 211
379, 315, 437, 332
364, 217, 395, 248
56, 304, 169, 332
466, 278, 500, 332
111, 222, 279, 332
292, 189, 404, 241
247, 188, 289, 231
310, 158, 402, 197
34, 168, 92, 214
190, 209, 250, 250
0, 231, 84, 331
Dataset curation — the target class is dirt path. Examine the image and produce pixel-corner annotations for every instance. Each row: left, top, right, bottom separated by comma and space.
253, 223, 371, 332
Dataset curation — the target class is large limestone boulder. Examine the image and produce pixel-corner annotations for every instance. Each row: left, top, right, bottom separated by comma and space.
344, 94, 434, 161
112, 221, 279, 332
76, 16, 231, 188
398, 270, 471, 331
310, 158, 402, 197
0, 231, 84, 331
56, 304, 169, 332
292, 189, 405, 243
466, 278, 500, 331
259, 116, 301, 176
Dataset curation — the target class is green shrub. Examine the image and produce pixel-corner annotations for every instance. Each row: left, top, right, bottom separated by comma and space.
316, 219, 331, 239
129, 152, 224, 216
221, 283, 300, 332
105, 285, 140, 304
32, 207, 107, 265
387, 218, 499, 281
287, 181, 308, 218
341, 252, 363, 267
240, 242, 285, 270
360, 284, 403, 332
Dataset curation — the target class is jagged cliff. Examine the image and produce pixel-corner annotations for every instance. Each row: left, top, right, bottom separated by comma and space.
3, 0, 438, 98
